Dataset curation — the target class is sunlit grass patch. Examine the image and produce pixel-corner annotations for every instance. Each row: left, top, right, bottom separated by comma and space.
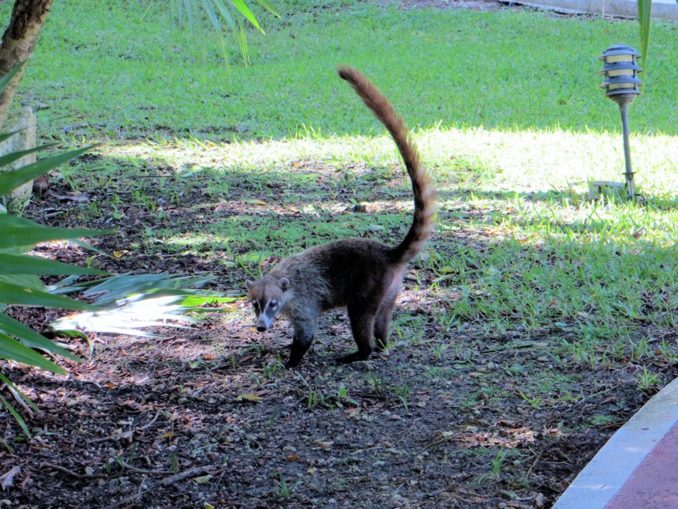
102, 125, 677, 195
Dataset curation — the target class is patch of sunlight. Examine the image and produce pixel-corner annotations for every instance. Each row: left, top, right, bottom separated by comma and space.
105, 126, 677, 196
54, 295, 197, 337
494, 197, 676, 247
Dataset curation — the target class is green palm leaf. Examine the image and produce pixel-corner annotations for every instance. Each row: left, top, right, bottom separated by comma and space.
0, 215, 107, 250
0, 333, 66, 374
637, 0, 652, 68
0, 280, 93, 309
0, 144, 99, 196
0, 253, 106, 276
0, 313, 78, 361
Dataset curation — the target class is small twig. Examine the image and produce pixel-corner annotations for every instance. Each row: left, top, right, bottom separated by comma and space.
116, 459, 166, 475
214, 467, 227, 489
480, 342, 545, 354
104, 488, 153, 509
552, 386, 614, 411
40, 462, 102, 479
5, 385, 36, 418
138, 409, 162, 431
160, 465, 218, 486
88, 436, 115, 444
104, 465, 219, 508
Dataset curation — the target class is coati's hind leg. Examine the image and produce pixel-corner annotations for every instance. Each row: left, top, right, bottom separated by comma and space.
337, 302, 377, 363
285, 313, 318, 369
374, 292, 399, 351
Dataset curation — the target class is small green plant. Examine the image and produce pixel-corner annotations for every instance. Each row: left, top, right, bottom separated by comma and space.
658, 341, 678, 366
330, 383, 359, 408
366, 373, 386, 398
630, 337, 650, 362
307, 389, 323, 409
567, 338, 602, 368
490, 448, 507, 477
276, 471, 291, 498
588, 414, 617, 427
337, 383, 348, 400
518, 391, 542, 409
394, 383, 410, 412
432, 343, 449, 360
263, 359, 284, 379
637, 367, 659, 392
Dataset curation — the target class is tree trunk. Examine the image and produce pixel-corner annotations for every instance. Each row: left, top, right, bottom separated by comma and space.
0, 0, 53, 130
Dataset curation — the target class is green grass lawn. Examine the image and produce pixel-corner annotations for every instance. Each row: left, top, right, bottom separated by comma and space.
9, 0, 678, 139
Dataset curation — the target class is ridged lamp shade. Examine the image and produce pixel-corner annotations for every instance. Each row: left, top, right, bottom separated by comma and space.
600, 44, 642, 104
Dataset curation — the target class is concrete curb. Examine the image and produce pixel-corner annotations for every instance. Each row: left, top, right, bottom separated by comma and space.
499, 0, 678, 20
553, 377, 678, 509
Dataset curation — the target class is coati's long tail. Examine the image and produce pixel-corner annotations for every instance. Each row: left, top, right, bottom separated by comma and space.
337, 66, 436, 264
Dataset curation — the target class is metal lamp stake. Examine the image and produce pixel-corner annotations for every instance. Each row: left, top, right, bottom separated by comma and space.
600, 45, 642, 201
619, 100, 634, 200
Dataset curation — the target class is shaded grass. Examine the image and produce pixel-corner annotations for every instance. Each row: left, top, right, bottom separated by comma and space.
51, 137, 677, 383
5, 0, 676, 139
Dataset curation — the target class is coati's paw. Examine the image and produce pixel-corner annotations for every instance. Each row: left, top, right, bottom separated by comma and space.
284, 358, 301, 369
336, 351, 371, 364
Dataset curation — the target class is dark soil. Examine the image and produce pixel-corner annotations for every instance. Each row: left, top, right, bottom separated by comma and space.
1, 161, 675, 509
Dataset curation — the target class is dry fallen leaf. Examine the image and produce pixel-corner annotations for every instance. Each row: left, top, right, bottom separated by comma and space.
0, 466, 21, 491
236, 393, 262, 403
313, 440, 334, 450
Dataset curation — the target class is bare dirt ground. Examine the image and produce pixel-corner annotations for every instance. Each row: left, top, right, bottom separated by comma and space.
2, 160, 675, 508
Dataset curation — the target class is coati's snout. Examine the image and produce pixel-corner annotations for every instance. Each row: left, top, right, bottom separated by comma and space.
246, 276, 290, 332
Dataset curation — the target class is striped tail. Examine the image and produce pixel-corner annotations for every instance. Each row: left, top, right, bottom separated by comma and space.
338, 66, 435, 263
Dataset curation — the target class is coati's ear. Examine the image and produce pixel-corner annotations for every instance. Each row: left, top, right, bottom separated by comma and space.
245, 280, 254, 290
279, 277, 289, 291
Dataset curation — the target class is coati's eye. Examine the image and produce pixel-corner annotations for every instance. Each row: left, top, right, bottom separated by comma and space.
252, 300, 260, 310
270, 300, 278, 309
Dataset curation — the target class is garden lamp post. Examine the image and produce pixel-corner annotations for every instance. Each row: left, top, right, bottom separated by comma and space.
600, 44, 642, 201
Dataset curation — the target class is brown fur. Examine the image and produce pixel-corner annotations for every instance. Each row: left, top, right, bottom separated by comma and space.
246, 67, 436, 367
32, 175, 48, 197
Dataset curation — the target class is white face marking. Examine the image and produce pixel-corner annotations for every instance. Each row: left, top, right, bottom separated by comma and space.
248, 277, 288, 332
255, 298, 284, 331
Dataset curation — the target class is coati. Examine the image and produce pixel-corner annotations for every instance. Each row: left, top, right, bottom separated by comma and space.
32, 175, 49, 197
246, 66, 436, 368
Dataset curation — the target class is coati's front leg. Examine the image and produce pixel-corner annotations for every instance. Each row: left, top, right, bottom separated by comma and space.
285, 312, 318, 368
337, 303, 377, 363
